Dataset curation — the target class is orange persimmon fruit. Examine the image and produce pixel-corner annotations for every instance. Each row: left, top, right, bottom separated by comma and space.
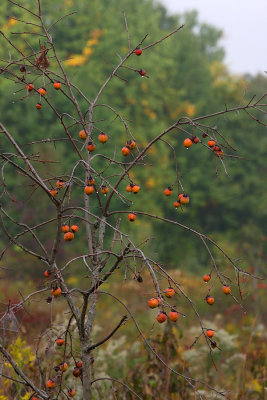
222, 285, 231, 294
98, 133, 108, 143
132, 185, 140, 194
164, 187, 173, 196
128, 213, 136, 222
168, 309, 179, 322
51, 287, 62, 297
134, 48, 142, 56
206, 329, 214, 338
84, 186, 94, 195
79, 130, 87, 140
56, 180, 65, 189
101, 186, 109, 195
71, 225, 79, 233
37, 87, 46, 96
127, 140, 136, 149
87, 142, 95, 152
156, 312, 167, 323
46, 379, 56, 389
49, 189, 58, 197
208, 140, 215, 147
164, 288, 175, 298
122, 146, 130, 156
61, 225, 70, 233
56, 338, 64, 346
148, 298, 159, 309
206, 295, 215, 305
64, 232, 74, 241
53, 82, 61, 90
184, 138, 193, 148
203, 274, 211, 282
179, 194, 190, 205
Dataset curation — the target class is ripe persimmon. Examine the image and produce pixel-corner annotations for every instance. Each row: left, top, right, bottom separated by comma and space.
56, 180, 65, 189
87, 176, 95, 185
148, 298, 159, 309
98, 133, 108, 143
127, 140, 136, 149
173, 201, 181, 209
206, 295, 214, 305
26, 83, 34, 91
164, 287, 175, 298
122, 146, 130, 156
101, 186, 109, 195
37, 87, 46, 96
46, 379, 56, 388
76, 360, 82, 368
203, 274, 211, 282
84, 186, 94, 195
139, 69, 146, 76
184, 138, 193, 148
64, 232, 74, 241
126, 184, 133, 192
68, 389, 76, 397
179, 194, 189, 205
206, 329, 214, 338
168, 309, 179, 322
59, 362, 68, 372
79, 130, 87, 140
132, 185, 140, 194
222, 285, 231, 295
134, 48, 142, 56
61, 225, 70, 233
128, 213, 136, 222
51, 287, 62, 297
156, 312, 167, 323
87, 142, 95, 152
164, 187, 173, 196
36, 103, 42, 110
53, 82, 61, 90
56, 338, 64, 346
208, 140, 215, 147
44, 270, 52, 278
71, 225, 79, 233
215, 148, 224, 156
49, 189, 58, 197
192, 136, 199, 144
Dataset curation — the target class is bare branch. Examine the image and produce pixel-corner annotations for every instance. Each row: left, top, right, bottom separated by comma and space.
0, 343, 49, 399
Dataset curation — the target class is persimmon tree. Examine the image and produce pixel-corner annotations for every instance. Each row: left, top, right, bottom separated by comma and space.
0, 1, 266, 399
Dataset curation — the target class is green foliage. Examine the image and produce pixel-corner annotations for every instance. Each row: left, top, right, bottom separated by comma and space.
0, 0, 266, 277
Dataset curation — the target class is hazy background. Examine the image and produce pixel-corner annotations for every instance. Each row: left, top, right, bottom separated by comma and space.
160, 0, 267, 75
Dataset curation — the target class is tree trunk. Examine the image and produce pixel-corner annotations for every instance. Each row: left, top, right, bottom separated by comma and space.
81, 338, 93, 400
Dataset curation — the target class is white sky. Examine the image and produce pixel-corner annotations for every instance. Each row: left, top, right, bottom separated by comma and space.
159, 0, 267, 75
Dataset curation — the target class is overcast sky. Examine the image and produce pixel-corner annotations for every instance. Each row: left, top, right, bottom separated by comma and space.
159, 0, 267, 76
